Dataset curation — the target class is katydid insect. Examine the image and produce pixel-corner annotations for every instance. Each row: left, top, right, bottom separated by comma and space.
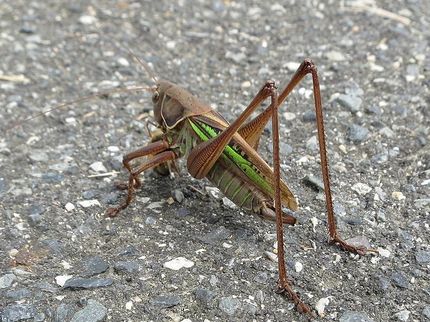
101, 58, 370, 315
9, 55, 370, 316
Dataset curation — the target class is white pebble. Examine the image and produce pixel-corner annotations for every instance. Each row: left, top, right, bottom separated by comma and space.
315, 297, 330, 317
264, 251, 278, 263
89, 161, 107, 173
222, 243, 233, 249
117, 57, 129, 67
166, 40, 176, 49
65, 117, 77, 125
0, 274, 16, 289
294, 262, 303, 273
125, 301, 133, 310
55, 275, 73, 287
325, 50, 345, 61
394, 310, 410, 321
391, 191, 406, 201
241, 81, 251, 89
78, 199, 101, 208
79, 15, 97, 25
206, 187, 221, 199
107, 146, 120, 152
284, 62, 301, 72
15, 223, 25, 231
163, 257, 195, 270
222, 197, 237, 209
311, 217, 318, 233
351, 183, 372, 195
283, 112, 296, 121
378, 247, 391, 258
65, 202, 75, 212
60, 260, 72, 270
370, 257, 380, 264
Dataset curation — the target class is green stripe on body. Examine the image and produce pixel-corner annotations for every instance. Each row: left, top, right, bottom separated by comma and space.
188, 119, 273, 195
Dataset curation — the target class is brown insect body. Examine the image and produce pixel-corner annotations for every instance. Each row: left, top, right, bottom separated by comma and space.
152, 80, 298, 224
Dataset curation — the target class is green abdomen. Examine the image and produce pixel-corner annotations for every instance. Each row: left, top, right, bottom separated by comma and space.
182, 118, 270, 213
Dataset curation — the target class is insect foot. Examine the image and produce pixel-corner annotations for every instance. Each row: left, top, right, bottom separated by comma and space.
276, 280, 316, 318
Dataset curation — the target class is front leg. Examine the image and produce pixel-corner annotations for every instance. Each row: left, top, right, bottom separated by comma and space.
106, 139, 175, 217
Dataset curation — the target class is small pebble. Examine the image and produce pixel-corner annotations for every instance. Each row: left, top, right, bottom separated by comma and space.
394, 310, 410, 321
416, 250, 430, 264
303, 174, 324, 191
5, 288, 32, 300
306, 136, 318, 151
29, 151, 49, 162
376, 275, 391, 292
199, 226, 230, 244
294, 262, 303, 273
311, 217, 319, 232
173, 189, 184, 203
54, 303, 74, 322
125, 301, 133, 310
379, 127, 395, 138
378, 248, 391, 258
70, 299, 107, 322
219, 296, 241, 316
222, 197, 237, 209
339, 311, 375, 322
302, 110, 316, 122
283, 112, 296, 121
79, 15, 97, 25
145, 216, 157, 225
1, 304, 37, 322
0, 273, 16, 289
348, 124, 369, 143
117, 57, 129, 67
352, 183, 372, 195
284, 61, 301, 71
89, 161, 107, 173
163, 257, 194, 270
82, 256, 109, 277
64, 202, 75, 212
391, 191, 406, 201
107, 146, 120, 152
345, 236, 371, 249
225, 51, 246, 64
315, 297, 330, 317
114, 261, 140, 274
194, 288, 215, 307
325, 50, 346, 61
78, 199, 101, 208
391, 272, 410, 289
264, 251, 278, 263
151, 295, 181, 308
63, 277, 113, 289
422, 306, 430, 319
415, 198, 430, 207
55, 275, 73, 287
337, 94, 362, 113
241, 80, 251, 89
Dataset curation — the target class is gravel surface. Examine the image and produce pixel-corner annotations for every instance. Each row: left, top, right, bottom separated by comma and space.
1, 1, 429, 321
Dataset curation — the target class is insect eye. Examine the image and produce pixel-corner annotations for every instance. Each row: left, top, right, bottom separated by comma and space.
152, 91, 160, 103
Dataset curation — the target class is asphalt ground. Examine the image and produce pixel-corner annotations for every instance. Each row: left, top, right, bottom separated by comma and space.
0, 1, 429, 321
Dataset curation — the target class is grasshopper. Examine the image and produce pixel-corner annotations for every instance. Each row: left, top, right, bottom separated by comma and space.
100, 58, 370, 315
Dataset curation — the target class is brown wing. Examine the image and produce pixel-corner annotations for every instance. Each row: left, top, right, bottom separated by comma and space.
193, 113, 298, 211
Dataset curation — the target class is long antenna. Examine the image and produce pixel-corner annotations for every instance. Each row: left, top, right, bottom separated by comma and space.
6, 85, 154, 132
124, 45, 158, 84
88, 25, 159, 84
